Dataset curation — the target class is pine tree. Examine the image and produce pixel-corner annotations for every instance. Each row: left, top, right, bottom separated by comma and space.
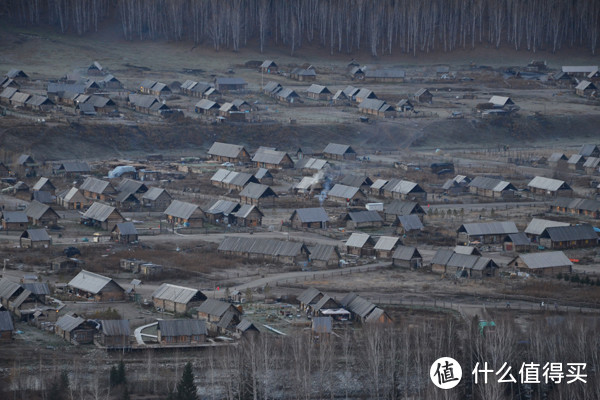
109, 366, 119, 387
176, 362, 198, 400
117, 360, 127, 385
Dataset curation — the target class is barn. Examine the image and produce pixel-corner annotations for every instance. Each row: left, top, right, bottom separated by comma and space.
509, 251, 572, 276
68, 270, 125, 302
152, 283, 207, 314
392, 246, 423, 269
290, 208, 329, 229
81, 202, 125, 231
163, 200, 205, 228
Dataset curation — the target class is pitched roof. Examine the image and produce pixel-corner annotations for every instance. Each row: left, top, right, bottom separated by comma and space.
575, 80, 596, 90
384, 200, 424, 216
252, 149, 291, 165
158, 319, 207, 336
21, 229, 51, 242
208, 142, 246, 158
458, 222, 518, 236
505, 232, 531, 246
307, 244, 340, 261
22, 282, 50, 295
218, 236, 308, 257
295, 158, 328, 170
469, 176, 515, 192
163, 200, 201, 220
80, 177, 113, 194
383, 179, 423, 194
260, 60, 277, 68
431, 249, 455, 265
374, 236, 400, 251
0, 278, 23, 300
59, 161, 91, 173
345, 232, 372, 248
347, 210, 383, 223
567, 154, 585, 164
327, 184, 361, 199
525, 218, 570, 235
297, 287, 322, 304
236, 318, 258, 332
3, 211, 28, 223
142, 187, 169, 201
195, 99, 220, 110
101, 320, 130, 336
152, 283, 206, 304
323, 143, 355, 155
307, 84, 331, 94
341, 175, 372, 188
114, 222, 137, 235
364, 69, 405, 78
343, 295, 376, 318
392, 246, 421, 260
396, 214, 424, 231
56, 314, 86, 332
197, 299, 236, 317
206, 200, 240, 216
83, 202, 121, 222
25, 200, 56, 220
254, 168, 272, 180
518, 251, 573, 268
263, 81, 282, 93
68, 270, 122, 294
276, 87, 299, 99
291, 208, 329, 223
527, 176, 571, 192
489, 96, 514, 106
0, 311, 14, 331
312, 316, 332, 333
579, 144, 599, 157
542, 225, 598, 242
233, 204, 262, 219
215, 77, 247, 85
548, 153, 568, 162
239, 183, 277, 199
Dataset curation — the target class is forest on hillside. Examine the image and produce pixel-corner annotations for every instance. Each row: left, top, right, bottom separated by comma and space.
3, 0, 600, 56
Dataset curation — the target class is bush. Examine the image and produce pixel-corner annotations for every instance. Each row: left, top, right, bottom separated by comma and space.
570, 274, 580, 284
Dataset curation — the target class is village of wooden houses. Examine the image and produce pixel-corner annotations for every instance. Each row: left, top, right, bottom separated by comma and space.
2, 54, 600, 398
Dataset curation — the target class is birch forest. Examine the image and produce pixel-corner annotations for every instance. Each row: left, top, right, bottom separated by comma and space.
5, 0, 600, 55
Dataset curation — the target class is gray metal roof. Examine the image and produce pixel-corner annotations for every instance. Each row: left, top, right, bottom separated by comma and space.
216, 310, 237, 329
562, 66, 598, 73
527, 176, 571, 192
163, 200, 201, 220
47, 82, 86, 94
307, 84, 331, 94
291, 208, 329, 223
328, 184, 361, 199
26, 95, 53, 106
142, 187, 170, 201
211, 168, 232, 182
295, 158, 327, 170
355, 88, 376, 100
208, 142, 247, 158
195, 99, 219, 110
431, 249, 454, 265
260, 60, 277, 68
489, 96, 514, 106
365, 307, 389, 323
101, 320, 130, 336
252, 149, 291, 165
583, 157, 600, 168
233, 204, 262, 219
374, 236, 400, 251
358, 98, 392, 112
505, 232, 531, 246
579, 144, 599, 157
83, 202, 121, 222
342, 85, 359, 97
567, 154, 585, 164
239, 183, 277, 199
68, 270, 121, 294
276, 87, 299, 99
152, 283, 206, 304
575, 80, 595, 90
392, 246, 421, 261
297, 287, 322, 305
25, 200, 56, 220
236, 318, 258, 332
469, 176, 515, 192
446, 253, 479, 269
3, 211, 28, 223
371, 179, 388, 190
32, 177, 53, 191
345, 232, 372, 248
542, 225, 598, 242
458, 222, 518, 236
385, 201, 424, 216
218, 236, 308, 257
55, 314, 86, 332
80, 177, 113, 194
548, 153, 568, 162
519, 251, 573, 269
551, 197, 600, 212
117, 179, 146, 194
22, 282, 50, 295
396, 215, 424, 231
206, 200, 240, 216
453, 246, 479, 255
347, 210, 383, 223
254, 168, 271, 180
323, 143, 355, 155
115, 222, 137, 235
291, 68, 316, 76
307, 244, 340, 261
158, 319, 207, 336
0, 278, 22, 300
525, 218, 570, 235
22, 229, 51, 242
0, 311, 14, 332
345, 295, 376, 318
341, 175, 372, 188
0, 87, 18, 99
197, 299, 236, 317
10, 289, 32, 309
312, 316, 332, 333
263, 81, 282, 93
383, 179, 423, 194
